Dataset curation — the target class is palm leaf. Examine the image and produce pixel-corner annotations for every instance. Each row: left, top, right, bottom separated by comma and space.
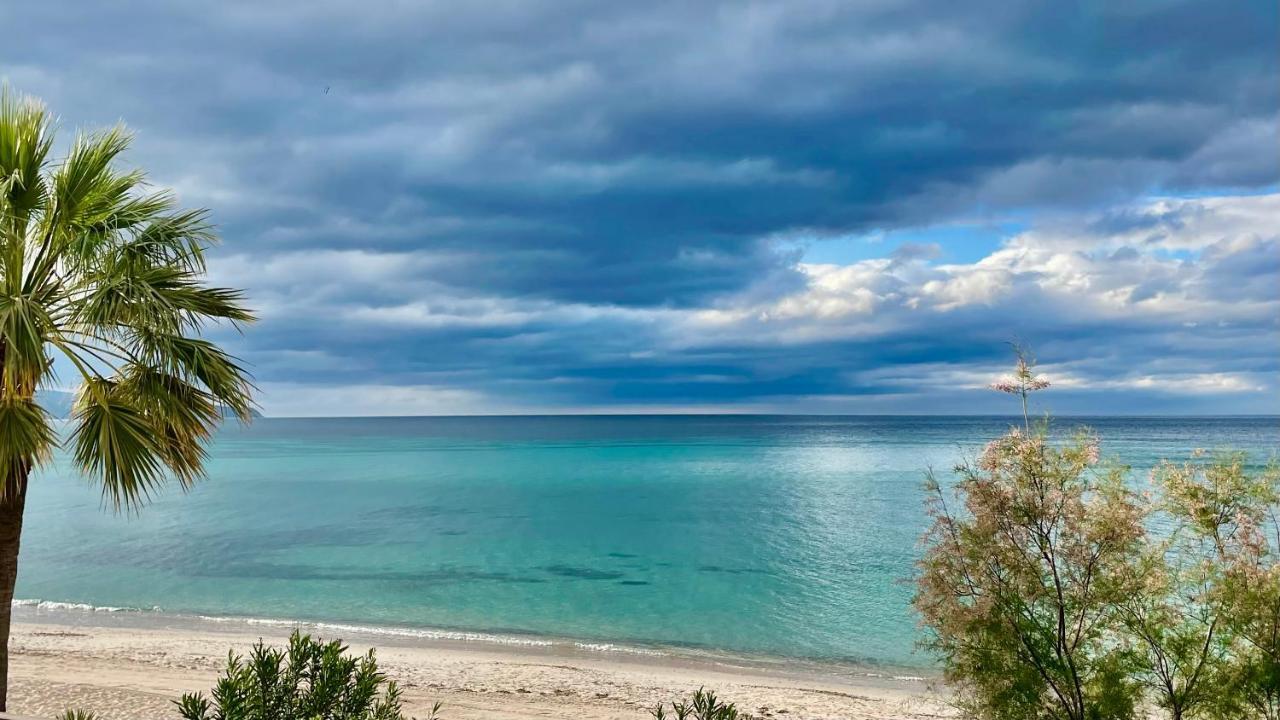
76, 264, 253, 334
0, 398, 55, 500
134, 332, 256, 420
71, 376, 178, 510
117, 364, 222, 486
49, 126, 134, 226
1, 87, 254, 512
0, 293, 52, 393
0, 87, 53, 230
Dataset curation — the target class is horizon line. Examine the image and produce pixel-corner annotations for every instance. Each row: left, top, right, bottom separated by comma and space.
244, 412, 1280, 420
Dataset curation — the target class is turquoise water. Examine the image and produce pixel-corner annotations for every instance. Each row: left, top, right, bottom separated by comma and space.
14, 416, 1279, 668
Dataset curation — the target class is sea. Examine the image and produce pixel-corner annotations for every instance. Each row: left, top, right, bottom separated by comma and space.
13, 415, 1279, 671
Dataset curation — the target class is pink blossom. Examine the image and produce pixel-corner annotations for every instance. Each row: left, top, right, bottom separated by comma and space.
988, 376, 1050, 394
1084, 442, 1100, 465
978, 439, 1004, 470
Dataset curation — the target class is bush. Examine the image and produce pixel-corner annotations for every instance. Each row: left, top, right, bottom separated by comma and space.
175, 631, 441, 720
651, 688, 750, 720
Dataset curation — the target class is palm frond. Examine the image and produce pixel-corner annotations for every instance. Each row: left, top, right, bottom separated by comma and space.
1, 88, 255, 510
70, 377, 170, 511
0, 397, 55, 500
119, 207, 215, 272
0, 292, 52, 393
0, 86, 54, 233
75, 264, 253, 335
117, 364, 222, 487
136, 332, 256, 421
49, 125, 134, 226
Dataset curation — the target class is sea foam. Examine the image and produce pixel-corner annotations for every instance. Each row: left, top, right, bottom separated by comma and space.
12, 598, 159, 613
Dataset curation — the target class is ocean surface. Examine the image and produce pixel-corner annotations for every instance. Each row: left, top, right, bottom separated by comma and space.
15, 415, 1279, 669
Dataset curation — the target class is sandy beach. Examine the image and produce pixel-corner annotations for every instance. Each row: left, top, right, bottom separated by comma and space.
6, 616, 953, 720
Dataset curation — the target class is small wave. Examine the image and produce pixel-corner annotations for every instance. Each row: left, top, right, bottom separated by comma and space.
573, 641, 666, 656
16, 599, 563, 649
209, 617, 559, 648
12, 598, 159, 613
321, 622, 558, 648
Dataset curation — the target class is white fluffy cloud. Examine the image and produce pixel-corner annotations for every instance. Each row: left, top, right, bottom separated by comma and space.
691, 193, 1278, 339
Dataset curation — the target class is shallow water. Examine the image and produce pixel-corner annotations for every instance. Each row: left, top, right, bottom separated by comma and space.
15, 415, 1278, 668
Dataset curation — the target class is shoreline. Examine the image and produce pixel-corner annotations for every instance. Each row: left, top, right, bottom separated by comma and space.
8, 605, 954, 720
10, 600, 936, 682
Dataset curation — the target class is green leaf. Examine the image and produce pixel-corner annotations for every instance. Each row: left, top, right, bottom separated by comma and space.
117, 364, 222, 487
1, 87, 255, 511
70, 378, 169, 511
135, 332, 256, 421
0, 397, 55, 500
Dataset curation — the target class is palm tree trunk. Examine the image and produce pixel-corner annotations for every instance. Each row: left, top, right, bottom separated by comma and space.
0, 472, 27, 712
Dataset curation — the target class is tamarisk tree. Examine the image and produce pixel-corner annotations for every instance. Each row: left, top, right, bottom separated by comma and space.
915, 353, 1147, 720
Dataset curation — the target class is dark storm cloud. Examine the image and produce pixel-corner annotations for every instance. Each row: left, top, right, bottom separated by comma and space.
206, 195, 1278, 415
8, 1, 1276, 298
5, 0, 1277, 413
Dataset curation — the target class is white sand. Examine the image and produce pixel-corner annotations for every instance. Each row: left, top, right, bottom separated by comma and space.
6, 619, 954, 719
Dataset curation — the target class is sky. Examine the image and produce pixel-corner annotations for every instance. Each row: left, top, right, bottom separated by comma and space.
4, 1, 1278, 416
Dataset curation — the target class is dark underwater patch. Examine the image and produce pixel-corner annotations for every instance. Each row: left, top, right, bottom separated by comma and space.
195, 563, 547, 584
698, 565, 772, 575
541, 564, 626, 580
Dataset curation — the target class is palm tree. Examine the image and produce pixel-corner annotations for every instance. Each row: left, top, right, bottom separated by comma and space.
0, 89, 254, 709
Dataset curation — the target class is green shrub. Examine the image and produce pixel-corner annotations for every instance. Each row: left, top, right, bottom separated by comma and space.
175, 631, 440, 720
651, 687, 750, 720
58, 712, 100, 720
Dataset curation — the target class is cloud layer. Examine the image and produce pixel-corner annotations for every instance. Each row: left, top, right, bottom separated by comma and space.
6, 0, 1277, 414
